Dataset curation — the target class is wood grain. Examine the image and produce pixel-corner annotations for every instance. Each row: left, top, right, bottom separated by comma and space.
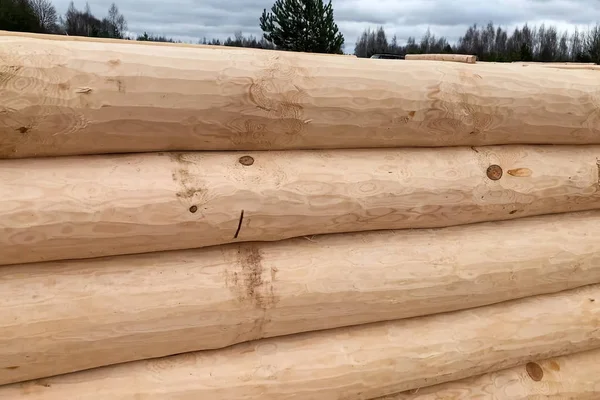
3, 210, 600, 384
511, 61, 600, 71
382, 348, 600, 399
2, 32, 600, 158
3, 284, 600, 399
2, 145, 600, 265
404, 54, 477, 63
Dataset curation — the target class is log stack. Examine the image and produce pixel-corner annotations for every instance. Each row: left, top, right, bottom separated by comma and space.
1, 30, 599, 399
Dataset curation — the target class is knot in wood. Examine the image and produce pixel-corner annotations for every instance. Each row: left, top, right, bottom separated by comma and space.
239, 156, 254, 166
486, 164, 503, 180
525, 362, 544, 381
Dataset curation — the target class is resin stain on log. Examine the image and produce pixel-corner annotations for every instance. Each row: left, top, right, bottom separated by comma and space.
105, 78, 125, 93
507, 167, 533, 177
225, 243, 277, 310
174, 171, 204, 199
168, 153, 206, 203
240, 244, 264, 307
172, 169, 203, 199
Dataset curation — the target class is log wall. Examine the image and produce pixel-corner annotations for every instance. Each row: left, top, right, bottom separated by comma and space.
1, 31, 600, 396
2, 211, 600, 384
1, 284, 599, 399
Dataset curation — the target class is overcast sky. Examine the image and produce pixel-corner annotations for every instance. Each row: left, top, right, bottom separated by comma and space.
53, 0, 600, 52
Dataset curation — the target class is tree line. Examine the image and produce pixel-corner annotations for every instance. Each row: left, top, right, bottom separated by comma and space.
138, 31, 277, 50
1, 0, 599, 63
139, 0, 343, 51
0, 0, 330, 50
1, 0, 128, 38
355, 22, 600, 63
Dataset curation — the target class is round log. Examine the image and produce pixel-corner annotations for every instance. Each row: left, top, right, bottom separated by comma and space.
382, 348, 600, 399
2, 31, 600, 158
2, 210, 600, 384
404, 54, 477, 63
3, 284, 600, 399
2, 145, 600, 266
1, 145, 600, 265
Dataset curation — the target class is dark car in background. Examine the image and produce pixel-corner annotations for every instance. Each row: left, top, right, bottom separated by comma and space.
370, 54, 404, 59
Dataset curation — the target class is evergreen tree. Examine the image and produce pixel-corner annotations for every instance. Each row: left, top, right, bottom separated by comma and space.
137, 32, 178, 42
259, 0, 344, 53
375, 26, 388, 53
558, 31, 569, 61
0, 0, 42, 32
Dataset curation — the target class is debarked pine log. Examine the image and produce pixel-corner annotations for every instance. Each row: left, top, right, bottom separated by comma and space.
381, 348, 600, 399
511, 61, 600, 71
2, 145, 600, 266
2, 210, 600, 385
3, 284, 600, 399
404, 54, 477, 63
1, 31, 600, 158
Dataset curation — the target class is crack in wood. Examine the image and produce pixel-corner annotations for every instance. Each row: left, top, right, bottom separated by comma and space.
234, 210, 244, 239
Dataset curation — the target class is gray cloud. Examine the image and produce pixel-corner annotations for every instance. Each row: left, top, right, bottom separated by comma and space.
52, 0, 600, 51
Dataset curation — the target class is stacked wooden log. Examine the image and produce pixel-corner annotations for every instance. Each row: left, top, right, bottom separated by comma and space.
1, 30, 599, 399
